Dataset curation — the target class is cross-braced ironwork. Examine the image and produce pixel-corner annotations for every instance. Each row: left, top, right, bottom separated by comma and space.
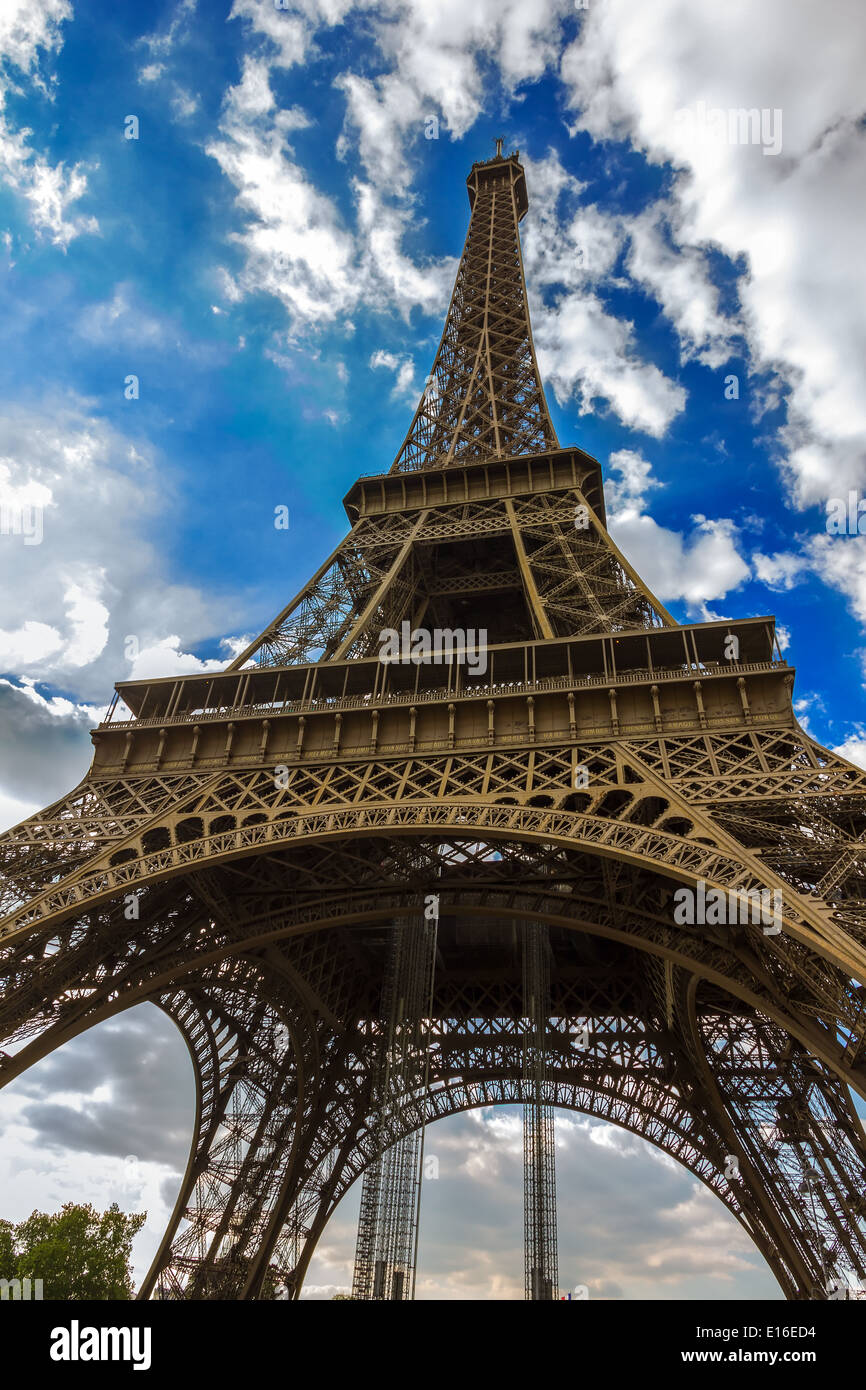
352, 910, 437, 1300
2, 147, 866, 1301
523, 921, 558, 1299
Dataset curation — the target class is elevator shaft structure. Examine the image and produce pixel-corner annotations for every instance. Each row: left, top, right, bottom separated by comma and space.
352, 910, 438, 1299
523, 922, 559, 1300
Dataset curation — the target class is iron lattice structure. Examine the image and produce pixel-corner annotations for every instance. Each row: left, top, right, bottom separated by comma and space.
352, 910, 437, 1300
523, 922, 558, 1299
2, 148, 866, 1300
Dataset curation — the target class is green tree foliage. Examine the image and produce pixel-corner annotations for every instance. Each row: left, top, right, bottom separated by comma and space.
0, 1219, 15, 1280
2, 1202, 145, 1299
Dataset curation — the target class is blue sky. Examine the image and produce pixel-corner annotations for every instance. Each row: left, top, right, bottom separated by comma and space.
0, 0, 864, 1298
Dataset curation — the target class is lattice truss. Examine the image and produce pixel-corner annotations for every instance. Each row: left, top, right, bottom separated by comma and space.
523, 921, 558, 1299
228, 486, 668, 668
2, 808, 866, 1299
390, 161, 558, 473
352, 912, 437, 1300
2, 150, 866, 1302
228, 151, 663, 671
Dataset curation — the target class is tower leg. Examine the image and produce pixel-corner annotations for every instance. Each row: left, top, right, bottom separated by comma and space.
523, 921, 558, 1300
352, 910, 438, 1300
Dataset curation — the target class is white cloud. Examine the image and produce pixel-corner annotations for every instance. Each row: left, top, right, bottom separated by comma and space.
353, 179, 454, 321
62, 575, 111, 667
752, 550, 809, 592
753, 535, 866, 631
522, 153, 687, 437
560, 0, 866, 507
535, 290, 686, 438
207, 60, 356, 329
370, 348, 417, 403
0, 0, 97, 246
604, 447, 662, 512
833, 732, 866, 771
127, 636, 236, 682
0, 0, 71, 76
335, 72, 423, 195
624, 205, 739, 368
0, 620, 63, 666
228, 0, 323, 71
171, 88, 198, 119
0, 110, 98, 247
140, 0, 198, 59
605, 450, 750, 613
207, 45, 456, 334
1, 678, 102, 724
613, 512, 750, 613
212, 2, 578, 336
0, 402, 243, 703
806, 535, 866, 627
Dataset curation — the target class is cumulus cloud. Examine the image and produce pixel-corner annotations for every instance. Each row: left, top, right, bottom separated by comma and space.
536, 290, 686, 438
807, 535, 866, 628
752, 549, 810, 592
624, 205, 740, 369
139, 0, 198, 61
126, 635, 241, 682
522, 152, 687, 437
0, 0, 71, 73
560, 0, 866, 508
604, 449, 750, 615
207, 58, 357, 328
212, 2, 581, 337
0, 401, 242, 704
753, 535, 866, 634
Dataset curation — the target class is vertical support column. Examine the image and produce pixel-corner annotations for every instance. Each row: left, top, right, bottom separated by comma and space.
523, 921, 559, 1301
352, 903, 438, 1300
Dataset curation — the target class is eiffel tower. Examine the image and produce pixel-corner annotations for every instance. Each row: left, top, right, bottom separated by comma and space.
2, 144, 866, 1303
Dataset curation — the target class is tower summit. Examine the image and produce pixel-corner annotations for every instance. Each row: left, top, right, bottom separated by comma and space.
389, 145, 547, 475
2, 154, 866, 1303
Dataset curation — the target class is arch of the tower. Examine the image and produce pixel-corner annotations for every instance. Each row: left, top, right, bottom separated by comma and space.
140, 948, 863, 1303
274, 1087, 780, 1301
2, 824, 865, 1301
3, 795, 863, 964
132, 959, 795, 1301
3, 808, 864, 1094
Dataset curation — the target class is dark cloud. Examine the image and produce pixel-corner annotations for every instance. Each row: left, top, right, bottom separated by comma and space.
0, 681, 95, 805
12, 1004, 193, 1169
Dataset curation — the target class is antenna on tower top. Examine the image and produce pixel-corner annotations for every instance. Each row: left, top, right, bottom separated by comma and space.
494, 135, 504, 158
